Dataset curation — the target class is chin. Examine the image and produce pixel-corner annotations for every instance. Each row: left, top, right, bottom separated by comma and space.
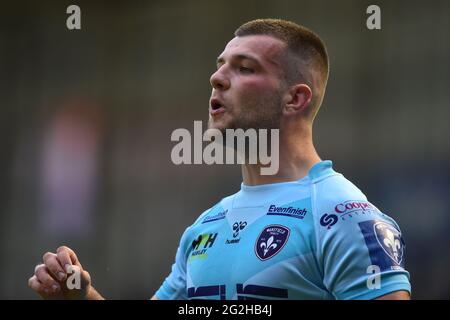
207, 118, 230, 133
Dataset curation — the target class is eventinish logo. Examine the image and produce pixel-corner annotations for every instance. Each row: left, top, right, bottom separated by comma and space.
171, 121, 279, 175
267, 205, 307, 219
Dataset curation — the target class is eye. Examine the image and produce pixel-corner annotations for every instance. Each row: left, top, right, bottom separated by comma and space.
239, 66, 254, 74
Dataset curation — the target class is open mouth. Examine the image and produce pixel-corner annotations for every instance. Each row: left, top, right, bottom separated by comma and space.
209, 98, 226, 115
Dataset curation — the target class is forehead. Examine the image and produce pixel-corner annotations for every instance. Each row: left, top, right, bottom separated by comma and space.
219, 35, 286, 68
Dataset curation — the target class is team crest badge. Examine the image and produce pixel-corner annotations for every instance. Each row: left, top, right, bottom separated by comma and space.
374, 221, 404, 265
359, 220, 406, 270
255, 225, 290, 261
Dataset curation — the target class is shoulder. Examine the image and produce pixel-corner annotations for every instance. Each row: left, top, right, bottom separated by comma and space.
191, 193, 235, 226
306, 162, 410, 299
309, 163, 407, 271
311, 170, 368, 218
308, 161, 369, 219
176, 193, 235, 253
308, 162, 402, 237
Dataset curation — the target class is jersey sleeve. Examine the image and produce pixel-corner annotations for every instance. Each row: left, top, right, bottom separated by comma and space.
312, 176, 411, 300
154, 206, 215, 300
154, 226, 191, 300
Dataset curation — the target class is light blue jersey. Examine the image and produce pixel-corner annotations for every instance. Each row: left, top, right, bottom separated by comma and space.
155, 161, 411, 300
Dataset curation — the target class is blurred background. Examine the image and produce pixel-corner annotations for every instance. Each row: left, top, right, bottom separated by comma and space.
0, 0, 449, 299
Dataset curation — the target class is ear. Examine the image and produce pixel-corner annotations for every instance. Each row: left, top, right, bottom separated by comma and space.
282, 84, 312, 115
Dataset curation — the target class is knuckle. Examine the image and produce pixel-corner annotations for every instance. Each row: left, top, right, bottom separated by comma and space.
42, 251, 53, 260
34, 263, 45, 274
35, 269, 46, 280
82, 270, 91, 282
30, 282, 39, 291
40, 275, 53, 285
35, 268, 52, 285
43, 251, 55, 261
28, 276, 35, 288
45, 256, 58, 268
56, 245, 67, 253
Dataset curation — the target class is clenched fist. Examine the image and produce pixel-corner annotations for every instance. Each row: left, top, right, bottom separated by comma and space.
28, 246, 94, 300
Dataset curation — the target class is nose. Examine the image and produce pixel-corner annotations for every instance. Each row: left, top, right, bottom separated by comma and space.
210, 67, 230, 91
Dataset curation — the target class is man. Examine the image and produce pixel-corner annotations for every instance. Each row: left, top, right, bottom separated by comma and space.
29, 19, 411, 300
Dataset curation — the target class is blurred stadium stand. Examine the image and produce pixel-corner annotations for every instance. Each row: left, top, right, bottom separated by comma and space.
0, 0, 449, 299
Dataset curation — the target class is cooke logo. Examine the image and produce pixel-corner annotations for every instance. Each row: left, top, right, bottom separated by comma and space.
335, 201, 377, 215
320, 201, 383, 229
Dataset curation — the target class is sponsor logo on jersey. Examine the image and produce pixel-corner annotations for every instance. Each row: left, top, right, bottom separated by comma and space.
225, 238, 240, 245
359, 220, 405, 271
202, 209, 228, 224
334, 200, 381, 220
232, 221, 247, 238
225, 221, 246, 245
255, 225, 290, 261
189, 233, 218, 261
266, 205, 307, 220
320, 213, 338, 229
320, 201, 384, 229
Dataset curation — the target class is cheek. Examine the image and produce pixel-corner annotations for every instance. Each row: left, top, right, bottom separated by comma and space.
236, 78, 280, 107
238, 77, 276, 93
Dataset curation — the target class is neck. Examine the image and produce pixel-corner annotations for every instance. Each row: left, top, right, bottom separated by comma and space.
242, 129, 321, 186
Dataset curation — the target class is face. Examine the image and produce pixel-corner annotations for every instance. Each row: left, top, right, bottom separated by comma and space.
208, 35, 287, 132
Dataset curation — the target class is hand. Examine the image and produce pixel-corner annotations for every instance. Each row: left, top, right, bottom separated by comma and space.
28, 246, 92, 300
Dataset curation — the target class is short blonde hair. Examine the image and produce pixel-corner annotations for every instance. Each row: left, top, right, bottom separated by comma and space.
235, 19, 329, 116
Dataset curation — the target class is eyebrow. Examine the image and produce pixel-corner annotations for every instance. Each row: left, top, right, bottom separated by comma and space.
216, 54, 261, 67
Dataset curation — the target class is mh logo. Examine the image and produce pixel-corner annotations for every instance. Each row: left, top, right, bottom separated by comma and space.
255, 225, 290, 261
192, 233, 218, 250
359, 220, 405, 271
